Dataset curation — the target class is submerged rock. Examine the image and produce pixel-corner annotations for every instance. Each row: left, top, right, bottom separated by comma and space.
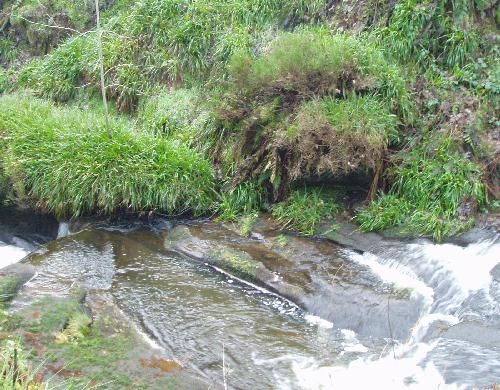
166, 219, 422, 340
0, 232, 211, 389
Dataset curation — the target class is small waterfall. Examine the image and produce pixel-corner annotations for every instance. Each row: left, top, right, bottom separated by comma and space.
57, 222, 70, 238
0, 241, 28, 268
291, 235, 500, 389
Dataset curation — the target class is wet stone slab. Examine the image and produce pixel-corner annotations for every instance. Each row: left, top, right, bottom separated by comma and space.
165, 219, 424, 341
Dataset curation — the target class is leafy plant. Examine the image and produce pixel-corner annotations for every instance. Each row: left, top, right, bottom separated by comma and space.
55, 312, 92, 344
238, 212, 259, 236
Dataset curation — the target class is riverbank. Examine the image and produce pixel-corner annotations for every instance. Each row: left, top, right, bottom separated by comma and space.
1, 0, 498, 242
0, 91, 496, 241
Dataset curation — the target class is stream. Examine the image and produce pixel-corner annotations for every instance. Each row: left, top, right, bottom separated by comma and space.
0, 215, 499, 389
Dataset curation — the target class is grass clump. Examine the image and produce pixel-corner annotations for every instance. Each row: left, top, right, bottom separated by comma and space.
379, 0, 487, 70
272, 188, 340, 236
17, 37, 87, 102
137, 87, 215, 150
55, 312, 92, 345
291, 95, 399, 177
226, 30, 412, 121
0, 339, 49, 389
0, 93, 215, 218
217, 182, 265, 222
237, 212, 259, 236
357, 135, 486, 240
217, 30, 409, 202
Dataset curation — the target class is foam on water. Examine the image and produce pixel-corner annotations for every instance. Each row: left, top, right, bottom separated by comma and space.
415, 238, 500, 293
290, 236, 500, 389
346, 250, 435, 303
304, 314, 334, 329
57, 222, 70, 238
0, 241, 28, 268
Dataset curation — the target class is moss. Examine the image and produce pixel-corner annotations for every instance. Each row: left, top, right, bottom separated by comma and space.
13, 294, 177, 389
0, 275, 26, 307
26, 295, 84, 335
207, 247, 259, 278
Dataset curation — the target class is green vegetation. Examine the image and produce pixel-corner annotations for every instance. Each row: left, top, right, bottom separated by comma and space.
216, 31, 411, 202
0, 277, 175, 390
292, 95, 399, 175
207, 247, 259, 278
225, 30, 412, 120
379, 0, 485, 69
0, 276, 25, 306
238, 212, 259, 236
218, 182, 265, 221
137, 87, 215, 150
0, 93, 215, 218
12, 0, 325, 110
357, 135, 486, 240
0, 0, 497, 239
0, 339, 48, 389
272, 188, 340, 236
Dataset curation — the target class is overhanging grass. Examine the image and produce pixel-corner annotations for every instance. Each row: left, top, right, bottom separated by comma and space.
290, 95, 399, 176
0, 93, 215, 218
227, 29, 413, 122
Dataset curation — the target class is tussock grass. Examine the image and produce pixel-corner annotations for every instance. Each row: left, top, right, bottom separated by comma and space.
218, 181, 265, 222
217, 30, 410, 201
137, 87, 216, 151
357, 135, 486, 240
272, 187, 339, 236
289, 95, 399, 177
379, 0, 484, 70
0, 339, 48, 389
227, 30, 412, 121
0, 93, 215, 218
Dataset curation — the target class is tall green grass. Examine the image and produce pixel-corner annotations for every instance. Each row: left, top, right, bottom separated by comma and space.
137, 87, 216, 151
228, 30, 413, 122
357, 135, 486, 240
17, 0, 328, 109
272, 187, 339, 236
379, 0, 482, 70
0, 93, 215, 218
217, 181, 265, 221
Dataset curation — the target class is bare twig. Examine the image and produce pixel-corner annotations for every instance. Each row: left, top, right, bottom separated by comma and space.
18, 15, 81, 34
94, 0, 111, 138
387, 296, 396, 359
222, 343, 228, 390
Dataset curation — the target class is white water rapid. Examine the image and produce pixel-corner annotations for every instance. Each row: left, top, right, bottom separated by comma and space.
0, 240, 28, 268
290, 235, 500, 389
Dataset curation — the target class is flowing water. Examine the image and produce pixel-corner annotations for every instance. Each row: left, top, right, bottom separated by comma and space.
1, 217, 499, 389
